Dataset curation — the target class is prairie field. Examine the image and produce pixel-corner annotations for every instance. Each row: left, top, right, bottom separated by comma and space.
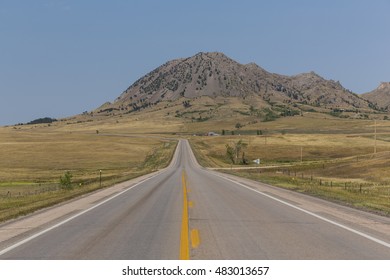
0, 125, 177, 221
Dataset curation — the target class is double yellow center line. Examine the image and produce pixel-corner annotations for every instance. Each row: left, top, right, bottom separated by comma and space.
179, 170, 199, 260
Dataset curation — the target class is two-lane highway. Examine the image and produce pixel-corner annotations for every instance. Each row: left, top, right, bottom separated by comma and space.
0, 139, 389, 259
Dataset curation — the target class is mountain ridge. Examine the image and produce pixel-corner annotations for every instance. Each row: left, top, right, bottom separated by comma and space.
97, 52, 378, 117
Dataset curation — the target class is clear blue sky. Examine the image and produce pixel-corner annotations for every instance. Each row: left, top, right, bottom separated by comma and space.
1, 0, 389, 125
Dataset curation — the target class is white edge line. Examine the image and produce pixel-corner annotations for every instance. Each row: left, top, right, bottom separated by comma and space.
212, 172, 390, 249
0, 170, 163, 256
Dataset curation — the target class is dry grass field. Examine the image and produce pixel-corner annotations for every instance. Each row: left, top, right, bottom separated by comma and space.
0, 124, 177, 222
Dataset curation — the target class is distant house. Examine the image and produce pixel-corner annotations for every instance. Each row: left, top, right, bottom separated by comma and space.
207, 131, 219, 136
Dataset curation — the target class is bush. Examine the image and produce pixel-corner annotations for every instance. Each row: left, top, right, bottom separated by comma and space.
60, 171, 73, 189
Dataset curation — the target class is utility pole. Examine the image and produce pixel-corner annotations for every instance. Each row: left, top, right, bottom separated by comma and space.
301, 146, 303, 162
99, 170, 102, 187
374, 120, 377, 155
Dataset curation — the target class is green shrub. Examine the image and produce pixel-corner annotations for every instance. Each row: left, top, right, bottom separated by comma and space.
60, 171, 73, 189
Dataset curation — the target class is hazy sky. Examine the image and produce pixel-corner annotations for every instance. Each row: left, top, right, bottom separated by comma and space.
1, 0, 389, 125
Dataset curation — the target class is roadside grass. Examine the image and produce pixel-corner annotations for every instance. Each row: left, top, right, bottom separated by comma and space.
0, 127, 177, 222
224, 168, 390, 216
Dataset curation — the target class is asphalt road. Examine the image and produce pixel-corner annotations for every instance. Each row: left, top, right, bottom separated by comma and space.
0, 139, 389, 259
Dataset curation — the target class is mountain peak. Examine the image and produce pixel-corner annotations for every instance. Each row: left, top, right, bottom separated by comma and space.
293, 71, 322, 79
105, 52, 373, 115
192, 51, 237, 65
378, 82, 390, 90
196, 51, 224, 57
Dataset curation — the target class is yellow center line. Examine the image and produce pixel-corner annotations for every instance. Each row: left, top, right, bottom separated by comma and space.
179, 170, 189, 260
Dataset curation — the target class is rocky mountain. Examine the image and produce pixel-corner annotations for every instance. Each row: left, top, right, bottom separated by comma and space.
362, 82, 390, 111
99, 52, 375, 115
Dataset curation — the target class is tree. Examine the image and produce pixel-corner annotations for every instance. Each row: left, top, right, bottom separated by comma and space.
234, 139, 247, 164
60, 171, 73, 189
235, 122, 243, 130
225, 140, 248, 164
182, 100, 191, 108
225, 144, 235, 164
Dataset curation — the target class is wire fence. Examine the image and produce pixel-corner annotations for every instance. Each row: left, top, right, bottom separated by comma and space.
0, 184, 61, 198
270, 168, 390, 198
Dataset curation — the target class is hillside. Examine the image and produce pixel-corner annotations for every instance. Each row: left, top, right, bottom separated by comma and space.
100, 52, 373, 115
362, 82, 390, 111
